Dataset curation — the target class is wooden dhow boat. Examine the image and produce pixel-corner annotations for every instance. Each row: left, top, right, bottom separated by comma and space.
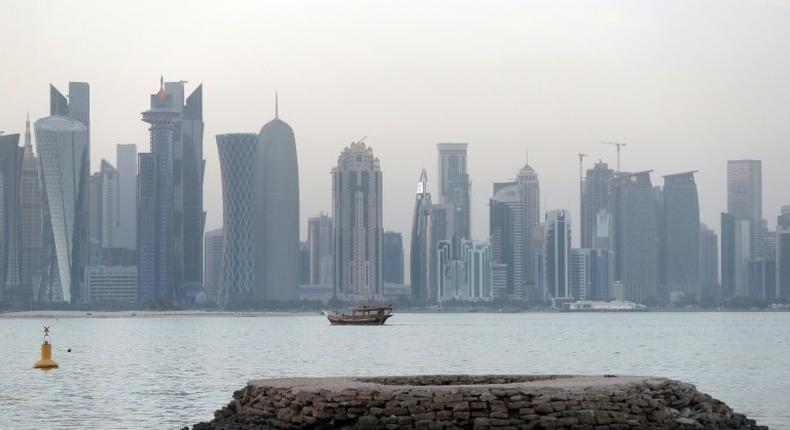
326, 304, 394, 325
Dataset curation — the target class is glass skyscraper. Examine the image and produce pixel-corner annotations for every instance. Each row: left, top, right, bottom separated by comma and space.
611, 171, 659, 304
35, 116, 89, 303
0, 134, 23, 303
216, 133, 257, 304
254, 101, 300, 302
660, 172, 701, 300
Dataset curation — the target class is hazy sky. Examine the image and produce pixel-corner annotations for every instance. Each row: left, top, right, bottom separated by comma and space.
2, 0, 789, 250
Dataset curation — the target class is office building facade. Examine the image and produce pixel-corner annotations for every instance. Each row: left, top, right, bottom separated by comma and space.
660, 172, 701, 300
410, 169, 433, 301
35, 116, 89, 303
611, 171, 659, 304
332, 141, 383, 302
382, 231, 404, 285
437, 143, 470, 239
204, 228, 224, 303
21, 116, 43, 301
307, 214, 333, 286
254, 103, 300, 302
0, 134, 23, 302
544, 210, 571, 301
216, 133, 257, 304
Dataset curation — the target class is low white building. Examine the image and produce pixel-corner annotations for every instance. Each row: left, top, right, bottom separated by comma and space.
83, 266, 138, 303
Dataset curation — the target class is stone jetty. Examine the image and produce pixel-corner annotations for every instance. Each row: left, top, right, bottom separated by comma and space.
190, 375, 766, 429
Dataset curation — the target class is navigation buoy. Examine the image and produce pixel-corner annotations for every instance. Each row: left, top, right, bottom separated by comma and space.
33, 326, 59, 369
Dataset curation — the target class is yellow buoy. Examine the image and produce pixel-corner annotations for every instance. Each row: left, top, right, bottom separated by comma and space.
33, 326, 59, 369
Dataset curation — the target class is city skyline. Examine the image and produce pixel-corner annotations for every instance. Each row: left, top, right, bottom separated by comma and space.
3, 1, 789, 251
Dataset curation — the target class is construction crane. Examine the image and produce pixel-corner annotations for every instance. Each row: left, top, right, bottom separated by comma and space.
601, 141, 627, 172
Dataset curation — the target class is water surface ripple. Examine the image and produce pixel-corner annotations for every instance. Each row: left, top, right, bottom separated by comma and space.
1, 312, 788, 429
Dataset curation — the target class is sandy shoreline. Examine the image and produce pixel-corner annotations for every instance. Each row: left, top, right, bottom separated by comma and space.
0, 310, 323, 319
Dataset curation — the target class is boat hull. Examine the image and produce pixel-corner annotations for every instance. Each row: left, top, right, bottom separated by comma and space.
327, 314, 393, 325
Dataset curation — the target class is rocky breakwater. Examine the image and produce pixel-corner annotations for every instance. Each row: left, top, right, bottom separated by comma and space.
190, 375, 766, 429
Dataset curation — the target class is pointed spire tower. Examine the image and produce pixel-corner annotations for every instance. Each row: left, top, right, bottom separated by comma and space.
24, 113, 33, 153
417, 168, 430, 194
255, 90, 300, 301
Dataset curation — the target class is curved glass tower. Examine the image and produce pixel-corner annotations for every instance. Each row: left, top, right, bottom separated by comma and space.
255, 103, 300, 302
216, 133, 257, 305
35, 116, 88, 303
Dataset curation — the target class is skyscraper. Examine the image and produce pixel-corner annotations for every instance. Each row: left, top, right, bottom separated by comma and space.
660, 172, 701, 300
544, 210, 571, 302
517, 161, 541, 292
721, 213, 751, 298
611, 171, 659, 304
35, 116, 89, 303
410, 169, 433, 302
115, 144, 137, 250
216, 133, 257, 304
382, 231, 404, 285
569, 248, 610, 301
137, 78, 204, 302
581, 161, 614, 249
307, 214, 333, 286
776, 206, 790, 299
0, 134, 23, 303
699, 223, 719, 296
727, 160, 762, 258
332, 140, 383, 302
255, 98, 300, 302
20, 116, 43, 301
204, 228, 224, 303
138, 79, 180, 302
88, 160, 120, 266
489, 181, 524, 298
437, 143, 470, 239
50, 83, 90, 292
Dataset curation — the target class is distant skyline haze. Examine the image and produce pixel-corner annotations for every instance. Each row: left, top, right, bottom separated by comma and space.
2, 0, 789, 247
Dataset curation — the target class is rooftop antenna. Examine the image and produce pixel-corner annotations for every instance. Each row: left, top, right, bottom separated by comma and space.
275, 91, 279, 118
601, 141, 627, 172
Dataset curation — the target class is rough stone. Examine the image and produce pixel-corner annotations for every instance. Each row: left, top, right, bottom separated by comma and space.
188, 375, 767, 429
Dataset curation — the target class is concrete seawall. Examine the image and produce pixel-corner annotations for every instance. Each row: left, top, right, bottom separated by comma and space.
190, 375, 766, 429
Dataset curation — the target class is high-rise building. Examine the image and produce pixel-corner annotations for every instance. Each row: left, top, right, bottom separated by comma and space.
581, 161, 614, 249
776, 206, 790, 299
204, 228, 224, 303
332, 140, 383, 302
544, 210, 571, 302
660, 172, 701, 300
49, 83, 90, 295
255, 99, 300, 302
307, 214, 333, 286
98, 161, 119, 248
35, 116, 89, 303
437, 143, 470, 239
517, 162, 541, 293
699, 223, 719, 297
115, 144, 137, 249
611, 171, 659, 304
489, 181, 524, 298
138, 79, 180, 302
727, 160, 763, 258
436, 238, 492, 302
721, 213, 751, 298
216, 133, 257, 304
410, 169, 433, 302
0, 134, 23, 303
20, 116, 43, 301
137, 78, 204, 302
382, 231, 404, 285
569, 248, 610, 301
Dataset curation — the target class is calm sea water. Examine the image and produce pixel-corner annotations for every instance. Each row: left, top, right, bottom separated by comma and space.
1, 312, 788, 429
